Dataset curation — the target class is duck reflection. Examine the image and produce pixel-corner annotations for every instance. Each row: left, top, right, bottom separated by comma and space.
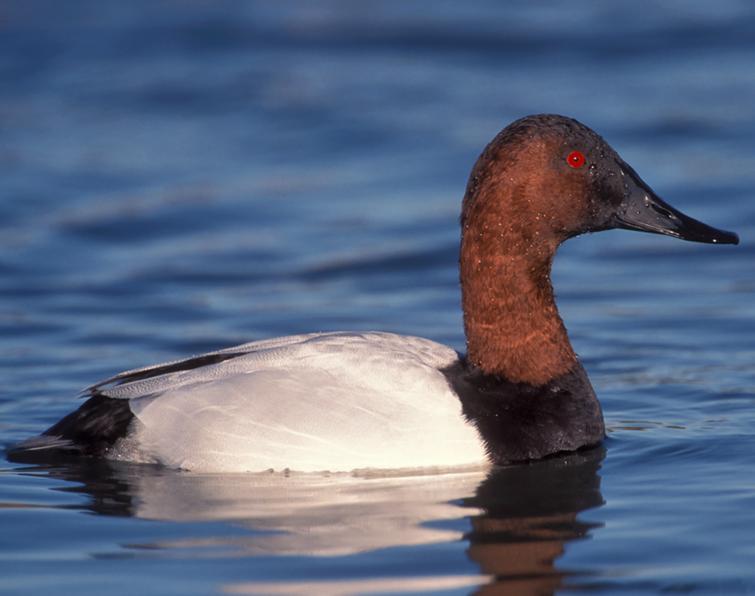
13, 447, 604, 594
464, 447, 605, 595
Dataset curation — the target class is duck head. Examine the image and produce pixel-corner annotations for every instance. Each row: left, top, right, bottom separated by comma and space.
462, 114, 739, 248
460, 114, 738, 385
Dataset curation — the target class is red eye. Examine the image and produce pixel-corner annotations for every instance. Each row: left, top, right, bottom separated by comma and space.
566, 150, 586, 169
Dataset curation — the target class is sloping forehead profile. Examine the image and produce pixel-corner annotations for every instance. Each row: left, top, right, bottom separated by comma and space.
510, 116, 616, 168
560, 120, 612, 157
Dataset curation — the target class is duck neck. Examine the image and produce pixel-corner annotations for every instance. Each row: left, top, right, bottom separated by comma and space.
460, 230, 577, 386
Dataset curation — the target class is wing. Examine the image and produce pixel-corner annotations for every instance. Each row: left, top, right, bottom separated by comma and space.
85, 332, 329, 400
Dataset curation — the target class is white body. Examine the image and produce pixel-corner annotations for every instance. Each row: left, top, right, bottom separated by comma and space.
102, 332, 487, 472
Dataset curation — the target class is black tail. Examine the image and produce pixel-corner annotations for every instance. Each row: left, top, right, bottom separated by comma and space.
8, 394, 135, 462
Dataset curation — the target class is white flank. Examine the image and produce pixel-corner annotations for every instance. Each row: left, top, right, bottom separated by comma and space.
103, 332, 487, 472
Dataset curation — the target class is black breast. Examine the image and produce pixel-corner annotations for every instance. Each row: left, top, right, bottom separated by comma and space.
442, 358, 605, 464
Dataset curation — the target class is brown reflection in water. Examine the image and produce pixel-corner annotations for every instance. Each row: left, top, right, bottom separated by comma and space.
464, 447, 605, 595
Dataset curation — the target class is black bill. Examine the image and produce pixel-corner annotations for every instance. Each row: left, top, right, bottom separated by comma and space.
613, 161, 739, 245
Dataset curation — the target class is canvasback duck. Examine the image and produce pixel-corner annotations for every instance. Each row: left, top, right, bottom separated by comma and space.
12, 114, 739, 472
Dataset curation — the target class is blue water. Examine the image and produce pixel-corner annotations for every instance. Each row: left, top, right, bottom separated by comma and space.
2, 2, 755, 594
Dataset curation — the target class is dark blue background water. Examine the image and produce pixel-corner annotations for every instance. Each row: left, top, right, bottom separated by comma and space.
2, 2, 754, 594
